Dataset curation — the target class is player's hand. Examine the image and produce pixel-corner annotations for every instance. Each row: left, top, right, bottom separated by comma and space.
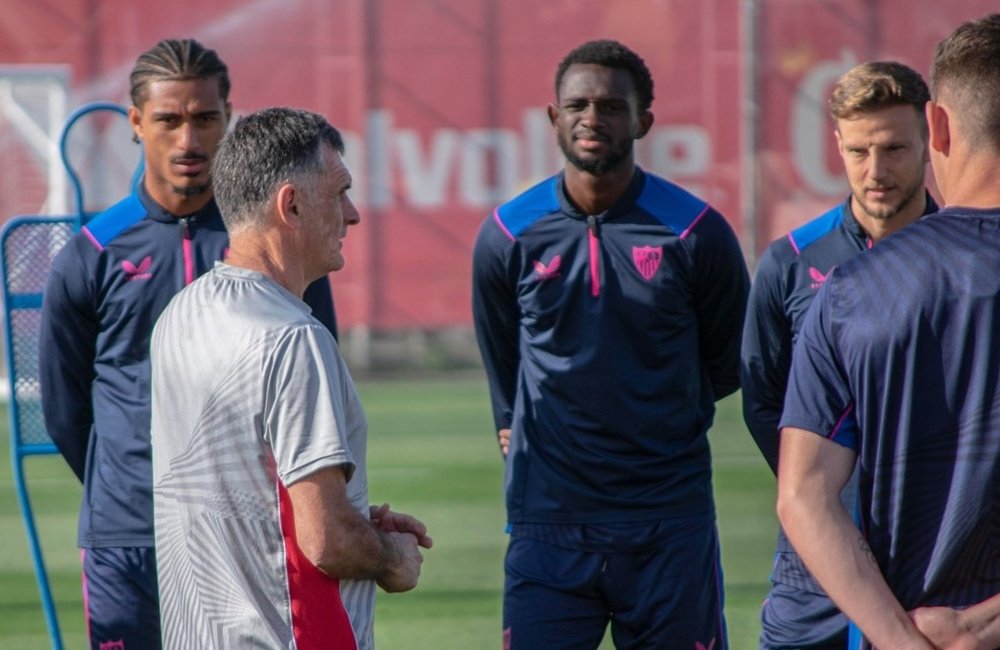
498, 428, 511, 456
377, 532, 423, 593
910, 606, 984, 650
370, 503, 433, 548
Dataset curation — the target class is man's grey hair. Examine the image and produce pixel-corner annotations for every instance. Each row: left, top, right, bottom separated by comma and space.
212, 107, 345, 231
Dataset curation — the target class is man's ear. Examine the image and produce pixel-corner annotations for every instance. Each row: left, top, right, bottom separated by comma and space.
927, 100, 950, 156
128, 105, 143, 142
547, 103, 559, 129
635, 110, 654, 139
276, 183, 302, 229
224, 101, 233, 128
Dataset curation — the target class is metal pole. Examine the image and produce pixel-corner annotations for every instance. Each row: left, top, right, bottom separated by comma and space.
740, 0, 761, 270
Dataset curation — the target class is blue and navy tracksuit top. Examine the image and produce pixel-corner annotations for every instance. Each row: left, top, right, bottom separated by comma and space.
741, 193, 937, 593
472, 168, 750, 526
39, 184, 337, 548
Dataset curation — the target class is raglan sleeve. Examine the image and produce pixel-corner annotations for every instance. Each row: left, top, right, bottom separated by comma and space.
471, 213, 520, 432
266, 324, 356, 487
780, 277, 858, 451
690, 207, 751, 401
740, 243, 793, 474
39, 241, 98, 482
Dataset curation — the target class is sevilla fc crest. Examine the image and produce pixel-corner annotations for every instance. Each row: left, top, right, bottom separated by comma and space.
632, 245, 662, 280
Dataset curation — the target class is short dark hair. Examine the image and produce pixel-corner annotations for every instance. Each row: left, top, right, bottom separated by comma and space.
129, 39, 230, 107
212, 107, 344, 232
931, 13, 1000, 151
828, 61, 929, 120
554, 40, 654, 112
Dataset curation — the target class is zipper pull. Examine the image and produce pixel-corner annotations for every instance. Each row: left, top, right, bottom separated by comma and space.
180, 216, 192, 240
587, 214, 601, 298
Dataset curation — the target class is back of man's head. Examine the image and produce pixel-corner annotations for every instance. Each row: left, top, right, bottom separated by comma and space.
130, 39, 230, 108
212, 107, 344, 232
829, 61, 929, 126
931, 13, 1000, 153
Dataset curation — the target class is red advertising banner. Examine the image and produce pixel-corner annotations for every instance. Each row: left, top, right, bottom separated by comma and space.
0, 0, 994, 331
754, 0, 997, 248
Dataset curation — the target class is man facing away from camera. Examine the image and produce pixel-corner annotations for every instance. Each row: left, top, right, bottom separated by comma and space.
38, 39, 337, 650
472, 39, 749, 649
151, 107, 432, 649
741, 60, 937, 649
778, 13, 1000, 650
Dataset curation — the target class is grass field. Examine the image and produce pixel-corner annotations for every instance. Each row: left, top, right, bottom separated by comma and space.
0, 374, 777, 649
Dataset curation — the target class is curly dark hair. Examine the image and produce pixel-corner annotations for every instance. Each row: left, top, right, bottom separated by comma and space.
554, 39, 654, 112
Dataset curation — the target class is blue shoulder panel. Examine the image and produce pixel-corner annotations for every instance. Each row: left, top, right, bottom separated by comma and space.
788, 204, 844, 253
635, 173, 709, 235
82, 192, 146, 247
495, 176, 560, 237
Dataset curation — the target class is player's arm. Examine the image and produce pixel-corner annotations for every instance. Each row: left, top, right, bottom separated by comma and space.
288, 466, 426, 592
302, 275, 338, 341
39, 246, 98, 482
911, 593, 1000, 649
740, 246, 793, 474
690, 208, 751, 401
471, 215, 520, 454
777, 427, 933, 649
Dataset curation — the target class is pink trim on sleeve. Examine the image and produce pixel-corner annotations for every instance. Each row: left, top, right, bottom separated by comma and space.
828, 404, 855, 440
493, 208, 515, 241
786, 232, 801, 256
82, 227, 103, 252
679, 205, 710, 240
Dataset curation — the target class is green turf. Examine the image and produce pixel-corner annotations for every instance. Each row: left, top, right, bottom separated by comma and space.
0, 376, 777, 649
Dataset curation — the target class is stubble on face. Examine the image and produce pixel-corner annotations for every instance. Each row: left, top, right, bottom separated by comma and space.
853, 169, 924, 221
837, 104, 928, 225
171, 183, 210, 198
557, 128, 634, 175
553, 64, 643, 177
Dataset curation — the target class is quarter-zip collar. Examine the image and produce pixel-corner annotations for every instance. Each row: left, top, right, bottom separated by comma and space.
136, 180, 222, 225
556, 166, 647, 223
841, 190, 939, 249
135, 181, 226, 286
554, 168, 647, 299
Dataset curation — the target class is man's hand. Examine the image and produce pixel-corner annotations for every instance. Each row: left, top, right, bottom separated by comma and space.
370, 503, 433, 548
498, 428, 510, 456
911, 607, 979, 649
376, 532, 423, 593
912, 599, 1000, 650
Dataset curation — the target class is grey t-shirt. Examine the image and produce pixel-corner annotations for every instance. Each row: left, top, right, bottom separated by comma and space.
151, 262, 373, 649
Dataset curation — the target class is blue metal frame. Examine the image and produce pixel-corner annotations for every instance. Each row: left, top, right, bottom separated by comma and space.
58, 101, 144, 227
2, 215, 75, 650
3, 100, 140, 649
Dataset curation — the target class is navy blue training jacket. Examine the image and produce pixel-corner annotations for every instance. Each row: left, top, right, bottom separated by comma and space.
741, 194, 937, 594
472, 168, 749, 525
39, 185, 337, 548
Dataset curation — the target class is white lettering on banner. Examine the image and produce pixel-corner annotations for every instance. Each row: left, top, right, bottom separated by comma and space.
460, 129, 520, 207
342, 107, 711, 209
396, 128, 462, 208
793, 50, 856, 196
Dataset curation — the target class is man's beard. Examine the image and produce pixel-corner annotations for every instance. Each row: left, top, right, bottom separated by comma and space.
857, 174, 924, 220
171, 183, 210, 198
558, 134, 633, 175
